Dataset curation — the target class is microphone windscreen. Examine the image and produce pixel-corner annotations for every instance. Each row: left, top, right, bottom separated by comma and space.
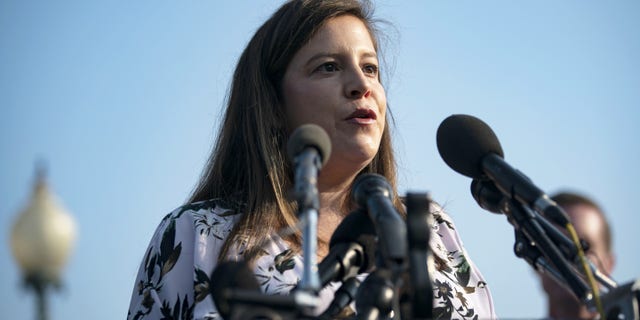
210, 260, 260, 318
436, 114, 504, 179
287, 124, 332, 166
352, 173, 393, 209
329, 209, 377, 273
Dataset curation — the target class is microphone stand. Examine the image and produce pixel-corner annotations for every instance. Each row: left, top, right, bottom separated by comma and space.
500, 197, 593, 306
213, 260, 315, 320
514, 230, 640, 319
533, 211, 618, 291
222, 289, 314, 320
403, 192, 434, 320
299, 205, 320, 292
224, 146, 323, 319
472, 179, 593, 303
600, 278, 640, 319
292, 150, 322, 295
472, 179, 639, 318
317, 277, 361, 319
472, 179, 618, 291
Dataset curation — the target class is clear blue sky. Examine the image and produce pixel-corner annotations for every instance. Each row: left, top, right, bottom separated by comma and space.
1, 1, 639, 318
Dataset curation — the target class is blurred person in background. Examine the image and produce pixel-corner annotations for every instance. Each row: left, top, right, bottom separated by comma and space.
539, 191, 615, 319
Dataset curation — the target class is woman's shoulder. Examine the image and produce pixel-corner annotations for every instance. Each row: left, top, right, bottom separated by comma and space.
163, 198, 244, 221
153, 198, 243, 229
128, 198, 246, 320
144, 198, 246, 257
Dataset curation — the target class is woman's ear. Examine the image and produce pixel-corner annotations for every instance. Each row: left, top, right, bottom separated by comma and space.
603, 251, 615, 276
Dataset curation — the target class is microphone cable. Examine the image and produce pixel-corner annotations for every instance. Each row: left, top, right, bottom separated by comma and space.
565, 222, 605, 318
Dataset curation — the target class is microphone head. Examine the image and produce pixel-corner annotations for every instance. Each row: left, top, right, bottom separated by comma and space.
352, 173, 393, 209
471, 179, 504, 214
355, 268, 394, 315
210, 260, 260, 318
286, 124, 332, 167
329, 209, 378, 273
436, 114, 504, 179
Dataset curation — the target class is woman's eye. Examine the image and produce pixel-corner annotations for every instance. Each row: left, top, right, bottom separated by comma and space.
363, 64, 378, 76
316, 62, 339, 73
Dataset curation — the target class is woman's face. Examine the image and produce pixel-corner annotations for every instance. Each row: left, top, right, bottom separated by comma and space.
282, 15, 387, 179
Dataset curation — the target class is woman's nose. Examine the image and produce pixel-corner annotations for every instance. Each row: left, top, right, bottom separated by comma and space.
344, 68, 372, 99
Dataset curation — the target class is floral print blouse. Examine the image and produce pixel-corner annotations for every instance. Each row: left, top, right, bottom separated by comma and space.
127, 199, 496, 319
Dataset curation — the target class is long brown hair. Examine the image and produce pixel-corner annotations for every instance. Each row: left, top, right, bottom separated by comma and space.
189, 0, 402, 260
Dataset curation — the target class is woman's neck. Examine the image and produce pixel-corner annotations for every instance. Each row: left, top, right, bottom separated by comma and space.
313, 157, 369, 258
314, 178, 356, 259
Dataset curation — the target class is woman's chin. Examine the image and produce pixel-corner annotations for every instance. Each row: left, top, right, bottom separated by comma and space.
336, 149, 378, 170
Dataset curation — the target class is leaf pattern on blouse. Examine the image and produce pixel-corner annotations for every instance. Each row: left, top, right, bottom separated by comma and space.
254, 249, 299, 294
131, 217, 185, 320
194, 268, 211, 304
160, 294, 194, 320
127, 199, 496, 320
429, 209, 491, 320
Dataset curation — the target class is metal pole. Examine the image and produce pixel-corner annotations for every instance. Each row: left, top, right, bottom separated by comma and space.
29, 275, 49, 320
36, 285, 48, 320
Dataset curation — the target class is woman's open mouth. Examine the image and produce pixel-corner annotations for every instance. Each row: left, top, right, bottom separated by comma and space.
346, 108, 377, 124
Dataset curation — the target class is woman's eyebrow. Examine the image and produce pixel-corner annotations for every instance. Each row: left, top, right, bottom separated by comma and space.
361, 51, 378, 60
304, 50, 378, 68
304, 52, 339, 68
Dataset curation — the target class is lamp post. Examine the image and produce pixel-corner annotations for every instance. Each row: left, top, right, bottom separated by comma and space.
10, 167, 77, 320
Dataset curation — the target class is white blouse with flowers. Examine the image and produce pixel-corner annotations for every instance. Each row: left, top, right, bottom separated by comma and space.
127, 199, 496, 319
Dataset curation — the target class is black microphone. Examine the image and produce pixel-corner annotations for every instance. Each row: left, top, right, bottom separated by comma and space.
436, 114, 570, 225
469, 179, 591, 305
404, 192, 434, 319
318, 277, 361, 319
210, 260, 261, 319
287, 124, 332, 293
437, 115, 595, 304
211, 261, 302, 320
287, 124, 332, 211
317, 209, 377, 287
353, 173, 407, 268
472, 178, 618, 292
471, 178, 581, 260
355, 268, 395, 320
470, 178, 505, 215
